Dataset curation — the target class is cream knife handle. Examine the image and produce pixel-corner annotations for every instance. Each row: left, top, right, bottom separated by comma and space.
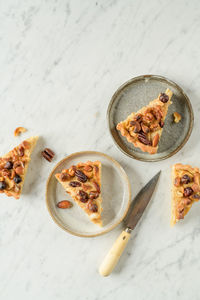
99, 229, 131, 277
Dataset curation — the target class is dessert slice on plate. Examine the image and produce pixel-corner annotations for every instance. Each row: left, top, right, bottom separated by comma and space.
171, 163, 200, 226
55, 161, 103, 226
117, 88, 173, 154
0, 136, 38, 199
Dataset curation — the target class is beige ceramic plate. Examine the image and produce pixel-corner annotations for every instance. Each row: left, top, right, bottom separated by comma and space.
107, 75, 194, 162
46, 151, 131, 237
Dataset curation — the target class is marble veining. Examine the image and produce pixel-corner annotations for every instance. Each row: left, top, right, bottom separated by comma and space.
0, 0, 200, 299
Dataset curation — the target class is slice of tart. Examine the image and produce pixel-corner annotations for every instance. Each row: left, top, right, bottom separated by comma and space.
0, 136, 38, 199
55, 161, 103, 226
116, 89, 173, 154
171, 163, 200, 226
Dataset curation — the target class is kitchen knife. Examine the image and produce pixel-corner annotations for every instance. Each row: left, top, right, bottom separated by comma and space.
99, 171, 161, 277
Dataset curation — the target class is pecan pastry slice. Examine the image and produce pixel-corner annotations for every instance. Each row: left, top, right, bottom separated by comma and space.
55, 161, 103, 227
116, 88, 173, 154
0, 136, 38, 199
171, 163, 200, 226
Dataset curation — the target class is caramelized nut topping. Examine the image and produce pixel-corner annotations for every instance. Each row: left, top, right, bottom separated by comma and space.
191, 184, 200, 193
130, 120, 141, 133
15, 166, 24, 175
160, 120, 164, 128
141, 123, 150, 134
78, 190, 89, 203
14, 127, 27, 137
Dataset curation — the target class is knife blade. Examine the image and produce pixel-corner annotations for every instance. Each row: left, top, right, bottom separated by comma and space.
99, 171, 161, 277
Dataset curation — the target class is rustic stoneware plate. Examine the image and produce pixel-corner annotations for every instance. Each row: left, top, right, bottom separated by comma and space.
107, 75, 194, 162
46, 151, 131, 237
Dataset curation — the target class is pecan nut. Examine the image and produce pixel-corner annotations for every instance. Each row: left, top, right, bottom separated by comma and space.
89, 191, 99, 199
180, 174, 191, 184
93, 181, 101, 193
141, 123, 150, 134
57, 200, 73, 209
77, 190, 89, 203
75, 170, 88, 183
138, 133, 152, 146
68, 166, 76, 177
14, 127, 27, 137
87, 201, 98, 212
41, 148, 55, 162
174, 177, 181, 187
130, 120, 141, 133
152, 133, 159, 147
159, 93, 169, 103
84, 165, 93, 172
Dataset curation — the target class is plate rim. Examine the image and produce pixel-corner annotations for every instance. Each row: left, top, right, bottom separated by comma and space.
107, 74, 194, 162
46, 151, 131, 238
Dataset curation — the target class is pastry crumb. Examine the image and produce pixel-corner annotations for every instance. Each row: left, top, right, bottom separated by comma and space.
173, 112, 181, 123
14, 127, 27, 137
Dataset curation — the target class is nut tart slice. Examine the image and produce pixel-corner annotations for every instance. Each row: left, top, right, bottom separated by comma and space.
117, 89, 173, 154
0, 136, 38, 199
171, 163, 200, 226
55, 161, 103, 226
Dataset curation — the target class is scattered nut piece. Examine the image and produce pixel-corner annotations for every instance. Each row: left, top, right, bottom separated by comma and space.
57, 200, 73, 209
173, 112, 181, 123
14, 127, 27, 137
41, 148, 55, 162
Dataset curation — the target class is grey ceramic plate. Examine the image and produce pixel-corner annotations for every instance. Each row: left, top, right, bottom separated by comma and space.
46, 151, 131, 237
107, 75, 194, 162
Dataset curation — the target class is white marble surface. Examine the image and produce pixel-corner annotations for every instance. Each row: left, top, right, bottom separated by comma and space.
0, 0, 200, 299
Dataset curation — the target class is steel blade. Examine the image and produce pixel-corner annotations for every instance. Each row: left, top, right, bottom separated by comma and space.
125, 171, 161, 230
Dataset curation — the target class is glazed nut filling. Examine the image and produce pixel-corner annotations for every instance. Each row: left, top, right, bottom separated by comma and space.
125, 94, 168, 146
174, 171, 200, 219
60, 164, 100, 213
0, 140, 30, 193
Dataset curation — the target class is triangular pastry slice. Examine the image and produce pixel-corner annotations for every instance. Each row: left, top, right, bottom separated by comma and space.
117, 89, 173, 154
171, 163, 200, 226
55, 161, 103, 226
0, 136, 38, 199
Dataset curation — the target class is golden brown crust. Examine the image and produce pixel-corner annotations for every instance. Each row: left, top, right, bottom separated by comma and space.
116, 89, 173, 154
55, 160, 103, 226
171, 163, 200, 226
0, 136, 38, 199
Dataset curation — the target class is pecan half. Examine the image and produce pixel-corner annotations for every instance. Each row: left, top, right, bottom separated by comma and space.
191, 184, 200, 193
93, 181, 101, 193
57, 200, 73, 209
174, 177, 181, 187
42, 148, 55, 162
183, 187, 193, 197
180, 174, 191, 184
75, 170, 88, 183
21, 140, 30, 149
152, 133, 159, 147
141, 123, 150, 134
159, 93, 169, 103
130, 120, 141, 133
15, 166, 24, 175
138, 133, 152, 146
160, 120, 164, 128
89, 191, 99, 199
194, 173, 200, 185
60, 172, 70, 181
133, 114, 143, 122
84, 165, 93, 172
87, 201, 98, 212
